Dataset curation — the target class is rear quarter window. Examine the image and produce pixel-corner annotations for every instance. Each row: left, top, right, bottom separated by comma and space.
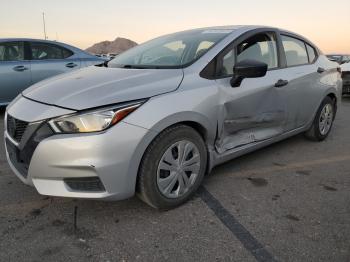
306, 44, 317, 63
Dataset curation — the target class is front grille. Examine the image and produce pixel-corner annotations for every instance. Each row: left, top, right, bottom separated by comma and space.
343, 85, 350, 94
342, 71, 350, 78
7, 114, 29, 143
5, 122, 54, 178
64, 177, 106, 192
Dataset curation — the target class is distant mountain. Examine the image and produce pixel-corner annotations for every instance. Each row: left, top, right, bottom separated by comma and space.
85, 37, 137, 55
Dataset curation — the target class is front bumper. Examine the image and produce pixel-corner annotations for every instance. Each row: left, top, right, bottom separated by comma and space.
4, 97, 154, 200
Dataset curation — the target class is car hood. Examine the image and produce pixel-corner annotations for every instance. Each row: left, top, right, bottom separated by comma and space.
23, 66, 184, 110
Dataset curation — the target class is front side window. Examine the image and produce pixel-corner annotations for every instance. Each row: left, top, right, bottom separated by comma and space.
237, 33, 278, 69
30, 42, 73, 60
0, 42, 24, 61
217, 32, 278, 77
108, 29, 232, 68
282, 35, 308, 66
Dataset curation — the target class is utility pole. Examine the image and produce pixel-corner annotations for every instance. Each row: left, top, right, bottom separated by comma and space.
42, 12, 47, 40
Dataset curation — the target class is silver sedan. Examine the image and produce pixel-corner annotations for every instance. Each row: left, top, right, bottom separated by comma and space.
0, 38, 106, 105
4, 26, 342, 209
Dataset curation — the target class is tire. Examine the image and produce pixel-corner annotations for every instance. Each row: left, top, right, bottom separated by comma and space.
137, 125, 207, 210
305, 96, 336, 141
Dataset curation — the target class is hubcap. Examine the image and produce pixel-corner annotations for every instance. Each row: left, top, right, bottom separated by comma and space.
157, 140, 201, 199
319, 103, 334, 135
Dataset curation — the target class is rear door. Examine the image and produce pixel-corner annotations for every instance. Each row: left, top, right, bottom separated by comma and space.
0, 41, 31, 105
28, 41, 81, 84
276, 34, 321, 130
214, 31, 289, 153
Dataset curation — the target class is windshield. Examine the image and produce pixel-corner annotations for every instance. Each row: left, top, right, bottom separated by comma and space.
108, 29, 232, 69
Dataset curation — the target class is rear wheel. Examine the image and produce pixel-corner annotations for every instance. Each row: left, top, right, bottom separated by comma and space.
137, 125, 207, 210
305, 96, 335, 141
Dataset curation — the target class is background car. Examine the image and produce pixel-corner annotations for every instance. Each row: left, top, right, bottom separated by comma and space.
0, 38, 106, 106
326, 54, 350, 64
341, 61, 350, 95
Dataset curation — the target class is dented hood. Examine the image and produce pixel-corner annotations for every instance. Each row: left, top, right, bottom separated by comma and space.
23, 66, 183, 110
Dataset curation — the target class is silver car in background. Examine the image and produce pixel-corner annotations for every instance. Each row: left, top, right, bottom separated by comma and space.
4, 26, 342, 209
0, 38, 105, 105
326, 54, 350, 65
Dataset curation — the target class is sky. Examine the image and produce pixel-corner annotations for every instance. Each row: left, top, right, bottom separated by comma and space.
1, 0, 349, 53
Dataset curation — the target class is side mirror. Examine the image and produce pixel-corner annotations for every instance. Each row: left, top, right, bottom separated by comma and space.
230, 59, 268, 87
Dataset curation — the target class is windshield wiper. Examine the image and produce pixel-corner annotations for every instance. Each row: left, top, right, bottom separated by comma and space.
120, 64, 162, 69
122, 64, 140, 69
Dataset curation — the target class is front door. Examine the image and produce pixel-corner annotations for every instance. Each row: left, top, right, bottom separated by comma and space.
0, 41, 31, 105
214, 32, 288, 153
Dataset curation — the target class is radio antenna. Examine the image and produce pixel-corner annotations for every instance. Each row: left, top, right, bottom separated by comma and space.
42, 12, 47, 40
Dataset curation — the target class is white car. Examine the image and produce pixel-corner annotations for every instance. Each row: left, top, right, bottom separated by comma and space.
341, 62, 350, 95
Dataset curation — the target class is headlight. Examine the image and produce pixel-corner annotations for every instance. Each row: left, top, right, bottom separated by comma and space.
49, 101, 144, 133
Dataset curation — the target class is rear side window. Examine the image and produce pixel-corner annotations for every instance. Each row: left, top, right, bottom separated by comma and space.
30, 42, 73, 60
306, 44, 317, 63
0, 42, 24, 61
281, 35, 308, 66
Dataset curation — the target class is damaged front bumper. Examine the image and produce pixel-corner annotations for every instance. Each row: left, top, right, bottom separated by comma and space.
4, 96, 151, 200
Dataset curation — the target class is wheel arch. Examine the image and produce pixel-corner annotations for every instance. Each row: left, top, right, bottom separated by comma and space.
326, 92, 338, 113
129, 113, 216, 193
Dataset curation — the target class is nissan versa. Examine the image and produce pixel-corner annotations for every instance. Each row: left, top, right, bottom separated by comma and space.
4, 26, 342, 209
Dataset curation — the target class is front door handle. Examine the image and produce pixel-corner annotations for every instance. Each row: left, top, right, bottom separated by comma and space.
317, 67, 325, 74
66, 62, 78, 68
275, 79, 289, 88
13, 65, 28, 72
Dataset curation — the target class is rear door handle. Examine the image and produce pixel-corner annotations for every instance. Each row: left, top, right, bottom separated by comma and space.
66, 62, 78, 68
13, 65, 28, 72
275, 79, 289, 88
317, 67, 325, 74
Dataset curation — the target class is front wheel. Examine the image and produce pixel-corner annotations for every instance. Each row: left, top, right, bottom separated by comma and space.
137, 125, 207, 210
305, 96, 336, 141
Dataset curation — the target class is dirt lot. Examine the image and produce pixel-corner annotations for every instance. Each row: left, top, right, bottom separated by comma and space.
1, 97, 349, 262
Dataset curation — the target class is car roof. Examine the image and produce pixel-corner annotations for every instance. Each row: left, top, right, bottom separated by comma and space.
0, 38, 73, 46
177, 25, 318, 47
0, 38, 100, 58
